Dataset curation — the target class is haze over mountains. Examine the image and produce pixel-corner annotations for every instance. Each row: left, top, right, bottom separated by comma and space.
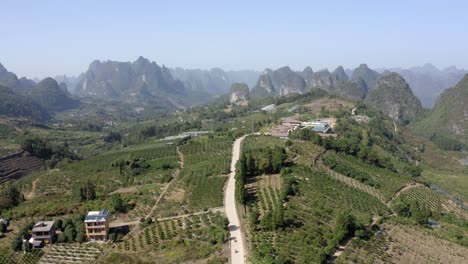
380, 63, 467, 107
19, 57, 462, 110
56, 59, 467, 108
366, 73, 423, 124
412, 74, 468, 149
0, 57, 466, 122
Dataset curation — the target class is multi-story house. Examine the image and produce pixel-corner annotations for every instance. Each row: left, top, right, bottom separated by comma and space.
84, 210, 109, 241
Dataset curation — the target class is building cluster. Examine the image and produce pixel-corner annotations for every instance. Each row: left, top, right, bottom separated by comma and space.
25, 210, 110, 249
159, 131, 211, 141
268, 116, 338, 139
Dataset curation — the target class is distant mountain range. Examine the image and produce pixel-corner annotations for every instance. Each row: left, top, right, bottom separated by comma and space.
379, 64, 467, 108
251, 64, 380, 103
412, 73, 468, 149
1, 57, 466, 122
70, 56, 260, 109
249, 63, 466, 109
170, 67, 259, 96
50, 59, 465, 110
366, 72, 423, 124
0, 63, 78, 120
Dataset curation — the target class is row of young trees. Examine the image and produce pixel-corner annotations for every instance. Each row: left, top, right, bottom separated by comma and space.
429, 133, 465, 151
290, 127, 393, 169
111, 156, 150, 186
393, 200, 432, 225
236, 146, 287, 206
71, 180, 96, 202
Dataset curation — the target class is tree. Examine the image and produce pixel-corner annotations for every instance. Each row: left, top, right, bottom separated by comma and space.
74, 220, 86, 243
72, 181, 96, 202
20, 136, 52, 159
64, 225, 76, 242
207, 226, 228, 245
335, 211, 357, 237
393, 201, 411, 217
110, 193, 126, 213
62, 219, 73, 231
84, 180, 96, 200
404, 164, 423, 177
0, 223, 6, 233
410, 201, 431, 224
11, 236, 22, 251
0, 182, 23, 209
249, 208, 259, 229
271, 146, 286, 173
104, 131, 122, 143
54, 219, 63, 230
75, 231, 86, 243
109, 232, 118, 242
57, 232, 67, 243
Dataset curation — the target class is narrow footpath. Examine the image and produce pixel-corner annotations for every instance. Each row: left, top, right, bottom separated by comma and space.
224, 136, 247, 264
145, 146, 184, 219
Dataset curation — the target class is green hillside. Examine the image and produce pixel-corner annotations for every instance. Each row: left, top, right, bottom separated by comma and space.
366, 73, 423, 125
30, 78, 79, 111
412, 74, 468, 150
0, 85, 49, 120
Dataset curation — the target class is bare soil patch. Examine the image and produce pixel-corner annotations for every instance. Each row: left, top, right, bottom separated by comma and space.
304, 98, 354, 114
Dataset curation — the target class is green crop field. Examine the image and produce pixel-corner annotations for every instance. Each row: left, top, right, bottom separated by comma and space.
322, 151, 412, 200
249, 166, 389, 263
177, 136, 233, 210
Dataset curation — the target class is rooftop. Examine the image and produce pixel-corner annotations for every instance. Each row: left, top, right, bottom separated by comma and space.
282, 116, 302, 124
261, 104, 276, 111
32, 221, 55, 232
85, 210, 109, 222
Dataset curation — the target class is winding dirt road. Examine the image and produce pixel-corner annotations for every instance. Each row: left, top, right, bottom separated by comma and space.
224, 136, 247, 264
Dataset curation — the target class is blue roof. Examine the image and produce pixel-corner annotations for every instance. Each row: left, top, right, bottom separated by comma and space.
313, 127, 327, 132
84, 210, 109, 222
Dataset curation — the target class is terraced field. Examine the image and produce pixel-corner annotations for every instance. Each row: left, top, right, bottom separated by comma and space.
318, 161, 385, 203
39, 245, 102, 264
174, 136, 233, 211
0, 151, 44, 184
246, 174, 282, 217
287, 140, 324, 168
397, 185, 468, 219
114, 211, 228, 253
0, 250, 43, 264
337, 223, 468, 264
322, 151, 412, 201
250, 168, 390, 263
34, 142, 179, 195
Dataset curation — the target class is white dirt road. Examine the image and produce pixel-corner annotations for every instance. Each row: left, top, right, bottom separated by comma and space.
224, 136, 247, 264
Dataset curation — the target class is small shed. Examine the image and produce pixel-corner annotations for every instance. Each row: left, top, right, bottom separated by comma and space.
261, 104, 276, 112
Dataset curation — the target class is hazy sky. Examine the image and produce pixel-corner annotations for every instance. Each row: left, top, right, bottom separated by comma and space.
2, 0, 468, 78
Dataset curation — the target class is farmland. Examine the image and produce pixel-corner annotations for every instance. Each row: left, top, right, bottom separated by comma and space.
239, 135, 468, 264
156, 136, 233, 217
245, 174, 282, 217
31, 141, 179, 195
0, 250, 43, 264
322, 151, 412, 201
336, 222, 468, 264
1, 90, 468, 264
39, 244, 102, 264
248, 167, 389, 263
396, 185, 468, 221
109, 211, 229, 263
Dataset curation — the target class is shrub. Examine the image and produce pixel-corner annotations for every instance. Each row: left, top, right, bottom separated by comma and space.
0, 223, 6, 233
